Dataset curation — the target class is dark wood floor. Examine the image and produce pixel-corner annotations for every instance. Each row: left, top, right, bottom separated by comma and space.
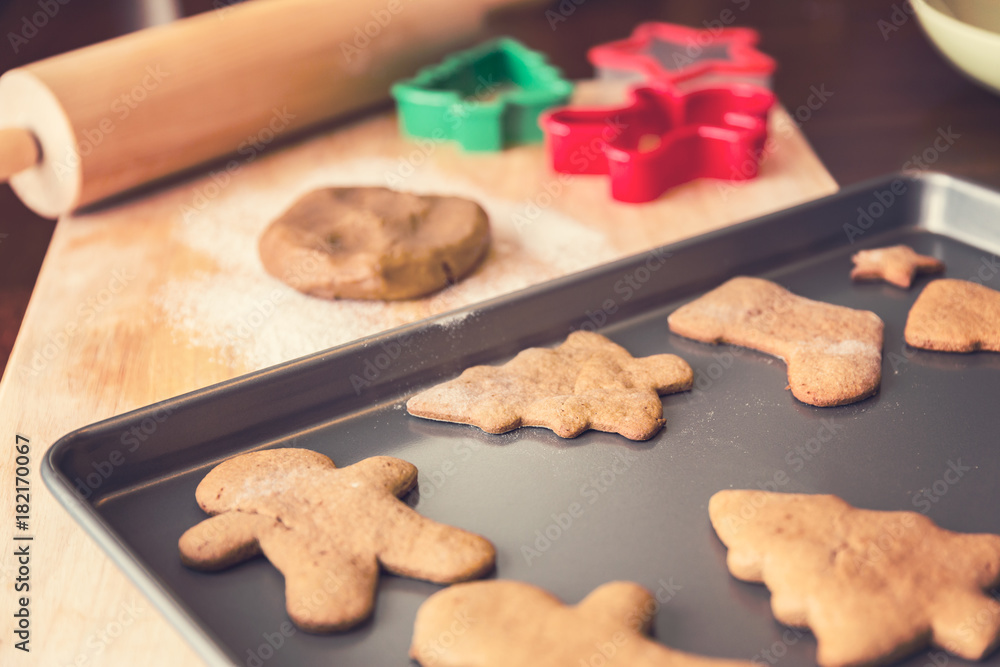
2, 0, 998, 375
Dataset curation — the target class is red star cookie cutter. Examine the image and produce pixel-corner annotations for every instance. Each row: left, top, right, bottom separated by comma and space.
540, 83, 775, 203
588, 22, 776, 91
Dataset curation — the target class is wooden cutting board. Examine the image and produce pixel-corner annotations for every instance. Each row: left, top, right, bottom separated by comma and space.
0, 103, 835, 665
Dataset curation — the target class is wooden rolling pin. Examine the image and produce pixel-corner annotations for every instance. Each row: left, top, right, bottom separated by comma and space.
0, 0, 520, 218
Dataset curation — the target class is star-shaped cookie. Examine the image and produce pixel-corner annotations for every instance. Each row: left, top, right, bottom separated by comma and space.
411, 579, 753, 667
406, 331, 693, 440
179, 449, 495, 632
710, 490, 1000, 666
850, 245, 945, 289
905, 278, 1000, 352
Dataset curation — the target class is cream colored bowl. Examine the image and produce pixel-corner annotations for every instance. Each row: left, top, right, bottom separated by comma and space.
913, 0, 1000, 94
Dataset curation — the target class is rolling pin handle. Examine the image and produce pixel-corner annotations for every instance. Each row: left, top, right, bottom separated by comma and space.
0, 127, 40, 182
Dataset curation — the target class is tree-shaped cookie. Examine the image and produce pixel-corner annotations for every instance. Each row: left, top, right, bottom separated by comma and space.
406, 331, 693, 441
410, 579, 753, 666
851, 245, 945, 289
905, 279, 1000, 352
178, 448, 495, 632
668, 277, 884, 406
710, 489, 1000, 666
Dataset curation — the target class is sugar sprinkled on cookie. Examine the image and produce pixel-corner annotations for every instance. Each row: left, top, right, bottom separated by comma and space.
667, 276, 883, 406
406, 330, 693, 440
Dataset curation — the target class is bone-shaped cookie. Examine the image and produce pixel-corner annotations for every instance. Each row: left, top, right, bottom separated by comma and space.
406, 330, 693, 440
850, 244, 944, 289
178, 449, 495, 632
667, 276, 884, 406
905, 278, 1000, 352
410, 579, 753, 666
710, 490, 1000, 667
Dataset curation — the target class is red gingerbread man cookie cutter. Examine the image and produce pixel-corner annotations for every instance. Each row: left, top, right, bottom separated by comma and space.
540, 83, 775, 203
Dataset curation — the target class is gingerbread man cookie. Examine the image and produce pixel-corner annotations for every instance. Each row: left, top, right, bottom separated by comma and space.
179, 449, 495, 632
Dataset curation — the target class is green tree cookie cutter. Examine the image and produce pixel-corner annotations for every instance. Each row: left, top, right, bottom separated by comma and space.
391, 38, 573, 152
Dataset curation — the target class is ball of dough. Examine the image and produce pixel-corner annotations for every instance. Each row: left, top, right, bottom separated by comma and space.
259, 187, 490, 300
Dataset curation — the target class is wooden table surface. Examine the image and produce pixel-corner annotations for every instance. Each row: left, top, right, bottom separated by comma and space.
0, 1, 998, 665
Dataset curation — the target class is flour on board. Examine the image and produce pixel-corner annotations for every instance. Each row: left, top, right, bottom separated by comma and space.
155, 158, 614, 371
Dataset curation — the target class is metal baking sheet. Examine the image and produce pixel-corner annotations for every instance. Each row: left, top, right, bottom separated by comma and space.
44, 172, 1000, 666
